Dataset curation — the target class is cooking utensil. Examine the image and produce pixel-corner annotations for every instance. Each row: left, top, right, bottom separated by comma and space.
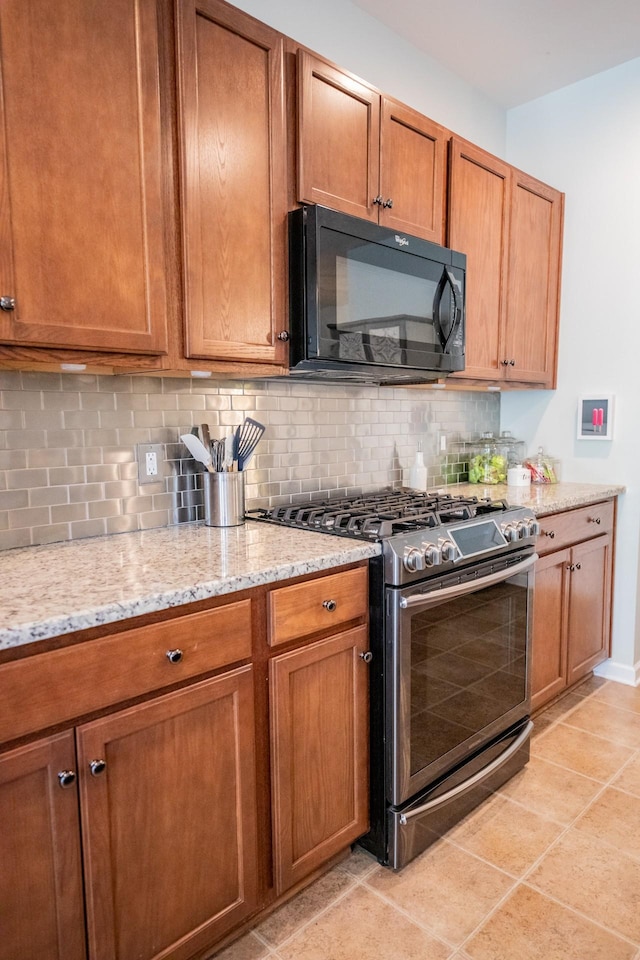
234, 417, 265, 470
201, 423, 211, 450
224, 433, 235, 472
180, 433, 215, 473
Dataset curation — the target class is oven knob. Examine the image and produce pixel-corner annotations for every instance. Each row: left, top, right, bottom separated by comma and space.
423, 544, 442, 567
528, 517, 541, 536
501, 522, 519, 542
403, 546, 425, 572
439, 539, 457, 561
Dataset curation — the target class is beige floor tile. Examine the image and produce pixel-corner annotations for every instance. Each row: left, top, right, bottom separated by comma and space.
531, 721, 635, 780
592, 682, 640, 714
277, 885, 453, 960
465, 883, 636, 960
528, 828, 640, 943
562, 699, 640, 748
573, 674, 609, 697
210, 932, 272, 960
497, 756, 601, 823
531, 693, 584, 738
256, 865, 355, 947
339, 845, 379, 879
366, 839, 514, 945
574, 787, 640, 859
447, 794, 563, 876
612, 754, 640, 798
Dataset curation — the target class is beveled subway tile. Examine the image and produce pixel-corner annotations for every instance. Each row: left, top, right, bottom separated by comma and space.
573, 787, 640, 859
277, 885, 451, 960
531, 722, 635, 781
528, 828, 640, 943
447, 794, 563, 877
465, 883, 636, 960
366, 839, 515, 945
563, 699, 640, 748
497, 756, 602, 824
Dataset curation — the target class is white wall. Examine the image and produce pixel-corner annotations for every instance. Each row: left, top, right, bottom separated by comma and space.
502, 58, 640, 674
230, 0, 506, 154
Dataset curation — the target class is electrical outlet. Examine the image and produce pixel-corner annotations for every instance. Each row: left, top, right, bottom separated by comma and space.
137, 443, 164, 485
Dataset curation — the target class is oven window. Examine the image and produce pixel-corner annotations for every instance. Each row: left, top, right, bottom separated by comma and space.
409, 575, 528, 776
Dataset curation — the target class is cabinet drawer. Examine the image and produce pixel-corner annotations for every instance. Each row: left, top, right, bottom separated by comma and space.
0, 600, 252, 745
536, 500, 614, 556
268, 566, 368, 647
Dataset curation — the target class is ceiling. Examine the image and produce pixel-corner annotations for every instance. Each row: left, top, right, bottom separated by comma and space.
351, 0, 640, 108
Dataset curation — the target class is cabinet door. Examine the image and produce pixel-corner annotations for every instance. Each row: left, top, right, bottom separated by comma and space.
448, 138, 511, 380
566, 535, 612, 686
531, 548, 570, 712
0, 0, 168, 355
0, 732, 86, 960
379, 98, 446, 243
77, 668, 258, 960
270, 626, 369, 893
504, 171, 564, 385
297, 51, 380, 221
177, 0, 287, 363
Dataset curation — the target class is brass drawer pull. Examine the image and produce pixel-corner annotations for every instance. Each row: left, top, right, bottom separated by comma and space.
166, 648, 184, 664
322, 599, 337, 612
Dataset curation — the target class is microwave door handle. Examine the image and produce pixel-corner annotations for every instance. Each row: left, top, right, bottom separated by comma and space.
432, 267, 461, 353
399, 553, 538, 610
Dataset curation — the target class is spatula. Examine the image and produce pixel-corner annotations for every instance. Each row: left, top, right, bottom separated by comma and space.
180, 433, 215, 473
234, 418, 266, 470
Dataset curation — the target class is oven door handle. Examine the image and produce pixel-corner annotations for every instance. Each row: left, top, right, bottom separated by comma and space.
398, 720, 533, 824
399, 552, 537, 609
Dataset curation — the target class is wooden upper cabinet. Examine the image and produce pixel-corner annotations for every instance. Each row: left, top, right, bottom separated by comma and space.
0, 0, 168, 355
297, 51, 380, 221
297, 53, 446, 242
448, 138, 511, 380
449, 138, 564, 386
504, 170, 564, 386
176, 0, 287, 364
379, 98, 446, 243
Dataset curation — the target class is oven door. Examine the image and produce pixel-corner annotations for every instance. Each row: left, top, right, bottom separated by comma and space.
386, 550, 536, 807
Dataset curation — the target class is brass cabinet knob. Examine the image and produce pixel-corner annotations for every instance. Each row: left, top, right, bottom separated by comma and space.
166, 648, 184, 664
322, 599, 337, 612
57, 770, 77, 789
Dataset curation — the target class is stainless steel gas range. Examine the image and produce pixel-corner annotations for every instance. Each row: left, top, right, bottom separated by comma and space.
248, 489, 540, 869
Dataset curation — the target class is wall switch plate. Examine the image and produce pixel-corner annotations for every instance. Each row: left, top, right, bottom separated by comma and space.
137, 443, 164, 485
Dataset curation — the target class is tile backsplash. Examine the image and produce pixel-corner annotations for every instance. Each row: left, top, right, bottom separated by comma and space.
0, 370, 498, 549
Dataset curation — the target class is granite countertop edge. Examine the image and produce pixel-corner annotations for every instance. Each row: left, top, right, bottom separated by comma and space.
0, 522, 380, 652
0, 482, 624, 653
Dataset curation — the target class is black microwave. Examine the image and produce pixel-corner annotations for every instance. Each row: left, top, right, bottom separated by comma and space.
288, 205, 466, 384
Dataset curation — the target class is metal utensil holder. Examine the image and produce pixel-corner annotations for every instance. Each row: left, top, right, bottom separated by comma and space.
203, 471, 245, 527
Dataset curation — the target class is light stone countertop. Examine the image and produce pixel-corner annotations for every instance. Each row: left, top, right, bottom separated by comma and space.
0, 482, 624, 653
449, 480, 625, 515
0, 521, 380, 652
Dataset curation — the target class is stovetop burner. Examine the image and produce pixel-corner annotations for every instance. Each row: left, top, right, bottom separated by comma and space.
247, 490, 511, 542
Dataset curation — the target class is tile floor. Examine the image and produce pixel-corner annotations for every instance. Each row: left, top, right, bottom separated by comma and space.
212, 675, 640, 960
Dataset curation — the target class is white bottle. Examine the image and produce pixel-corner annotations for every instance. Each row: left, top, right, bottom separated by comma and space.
408, 442, 427, 491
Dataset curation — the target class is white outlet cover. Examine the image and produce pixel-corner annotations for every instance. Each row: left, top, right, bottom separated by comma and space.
137, 443, 164, 485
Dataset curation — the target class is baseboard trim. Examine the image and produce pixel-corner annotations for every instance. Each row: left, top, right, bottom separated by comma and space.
593, 659, 640, 686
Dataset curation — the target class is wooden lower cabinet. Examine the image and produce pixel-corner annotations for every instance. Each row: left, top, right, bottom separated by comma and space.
270, 626, 369, 893
531, 505, 614, 712
0, 732, 86, 960
0, 670, 258, 960
78, 668, 258, 960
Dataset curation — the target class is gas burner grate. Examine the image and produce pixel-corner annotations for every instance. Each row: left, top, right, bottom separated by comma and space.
246, 490, 512, 542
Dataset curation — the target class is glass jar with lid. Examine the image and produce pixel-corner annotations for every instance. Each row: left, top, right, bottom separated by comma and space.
499, 430, 526, 468
468, 432, 508, 484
